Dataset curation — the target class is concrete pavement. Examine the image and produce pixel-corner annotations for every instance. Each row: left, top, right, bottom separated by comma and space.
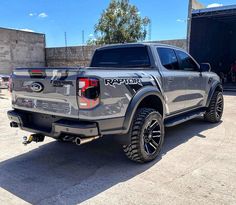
0, 89, 235, 205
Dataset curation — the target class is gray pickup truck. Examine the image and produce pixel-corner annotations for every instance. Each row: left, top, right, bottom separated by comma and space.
8, 43, 224, 163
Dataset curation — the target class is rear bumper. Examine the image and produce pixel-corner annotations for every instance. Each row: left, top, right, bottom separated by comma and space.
7, 110, 99, 138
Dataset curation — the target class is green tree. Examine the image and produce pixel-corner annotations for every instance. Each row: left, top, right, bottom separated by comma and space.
90, 0, 150, 45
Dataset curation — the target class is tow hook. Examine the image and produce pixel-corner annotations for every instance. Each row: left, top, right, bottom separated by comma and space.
23, 134, 45, 146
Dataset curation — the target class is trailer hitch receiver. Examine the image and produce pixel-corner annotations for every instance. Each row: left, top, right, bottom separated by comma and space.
23, 134, 45, 146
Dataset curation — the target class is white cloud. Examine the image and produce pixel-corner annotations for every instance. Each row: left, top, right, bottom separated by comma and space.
19, 28, 35, 32
38, 12, 48, 18
207, 3, 223, 8
29, 13, 37, 17
88, 34, 94, 37
177, 19, 186, 23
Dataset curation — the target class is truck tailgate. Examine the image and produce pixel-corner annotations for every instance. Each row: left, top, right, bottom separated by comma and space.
11, 68, 79, 118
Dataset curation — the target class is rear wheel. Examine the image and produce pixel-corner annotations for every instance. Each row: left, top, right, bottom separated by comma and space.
204, 91, 224, 123
123, 108, 164, 163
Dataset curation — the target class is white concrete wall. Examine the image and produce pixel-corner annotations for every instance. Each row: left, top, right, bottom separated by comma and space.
0, 28, 46, 74
46, 39, 186, 67
46, 45, 98, 67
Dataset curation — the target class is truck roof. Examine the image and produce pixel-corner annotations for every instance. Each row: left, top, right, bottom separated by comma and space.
96, 42, 184, 51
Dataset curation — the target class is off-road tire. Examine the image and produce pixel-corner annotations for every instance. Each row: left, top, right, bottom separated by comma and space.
204, 91, 224, 123
123, 108, 164, 163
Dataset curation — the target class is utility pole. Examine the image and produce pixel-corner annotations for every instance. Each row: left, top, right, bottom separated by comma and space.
187, 0, 192, 52
64, 32, 68, 47
82, 30, 85, 45
64, 32, 68, 62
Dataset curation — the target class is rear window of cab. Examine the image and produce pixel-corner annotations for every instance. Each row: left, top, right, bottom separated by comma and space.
91, 46, 151, 68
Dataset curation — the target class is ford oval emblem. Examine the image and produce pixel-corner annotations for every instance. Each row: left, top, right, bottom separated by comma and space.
30, 82, 44, 92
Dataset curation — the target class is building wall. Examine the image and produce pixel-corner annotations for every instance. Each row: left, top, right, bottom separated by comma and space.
190, 18, 232, 73
150, 39, 187, 50
229, 25, 236, 65
0, 28, 186, 72
0, 28, 46, 74
46, 39, 186, 67
46, 45, 99, 67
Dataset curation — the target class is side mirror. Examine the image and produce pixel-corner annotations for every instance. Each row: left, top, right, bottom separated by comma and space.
200, 63, 211, 72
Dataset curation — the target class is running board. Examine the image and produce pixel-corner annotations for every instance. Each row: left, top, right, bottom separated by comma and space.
164, 108, 206, 127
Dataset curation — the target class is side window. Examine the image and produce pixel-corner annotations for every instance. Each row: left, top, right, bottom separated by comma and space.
157, 47, 179, 70
175, 50, 199, 71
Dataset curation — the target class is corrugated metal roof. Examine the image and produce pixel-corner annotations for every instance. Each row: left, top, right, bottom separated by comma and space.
192, 4, 236, 24
192, 4, 236, 14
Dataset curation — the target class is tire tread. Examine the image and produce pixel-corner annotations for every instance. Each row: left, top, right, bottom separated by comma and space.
123, 108, 162, 163
205, 91, 223, 123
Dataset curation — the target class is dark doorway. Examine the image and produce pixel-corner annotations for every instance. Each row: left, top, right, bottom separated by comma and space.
190, 5, 236, 90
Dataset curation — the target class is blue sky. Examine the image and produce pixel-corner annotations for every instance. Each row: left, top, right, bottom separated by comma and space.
0, 0, 235, 47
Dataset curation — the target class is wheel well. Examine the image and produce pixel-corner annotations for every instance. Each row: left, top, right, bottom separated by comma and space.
137, 95, 164, 116
215, 85, 223, 92
206, 84, 223, 107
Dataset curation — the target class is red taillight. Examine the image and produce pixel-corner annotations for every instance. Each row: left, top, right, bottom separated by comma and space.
78, 78, 100, 109
31, 69, 43, 73
29, 69, 46, 78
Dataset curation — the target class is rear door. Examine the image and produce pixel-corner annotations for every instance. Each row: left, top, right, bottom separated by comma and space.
156, 47, 189, 115
174, 49, 207, 110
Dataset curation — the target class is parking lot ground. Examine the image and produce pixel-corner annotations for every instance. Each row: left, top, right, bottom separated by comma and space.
0, 89, 236, 205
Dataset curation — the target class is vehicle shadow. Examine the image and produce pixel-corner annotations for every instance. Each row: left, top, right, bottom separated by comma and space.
0, 118, 221, 204
0, 96, 8, 100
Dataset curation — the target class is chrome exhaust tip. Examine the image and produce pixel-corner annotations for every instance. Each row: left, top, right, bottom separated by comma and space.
10, 122, 18, 128
74, 136, 100, 146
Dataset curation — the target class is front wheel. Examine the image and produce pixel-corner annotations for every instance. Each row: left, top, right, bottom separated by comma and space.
123, 108, 165, 163
204, 91, 224, 123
